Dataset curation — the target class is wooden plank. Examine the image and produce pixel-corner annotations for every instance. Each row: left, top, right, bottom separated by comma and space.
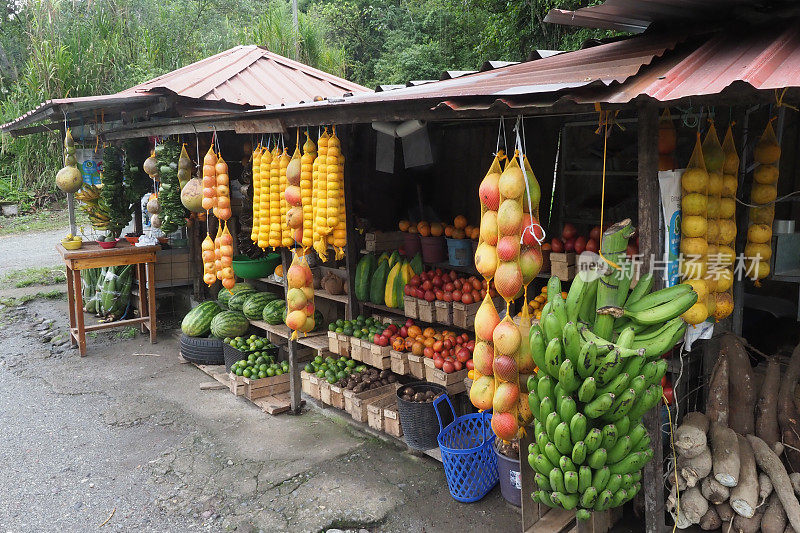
193, 363, 231, 387
70, 316, 149, 333
253, 394, 305, 415
342, 123, 360, 321
637, 104, 664, 533
314, 287, 349, 304
524, 508, 574, 533
297, 334, 329, 352
56, 241, 160, 261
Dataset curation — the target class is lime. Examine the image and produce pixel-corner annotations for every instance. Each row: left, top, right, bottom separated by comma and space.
314, 355, 323, 364
243, 368, 252, 378
267, 368, 276, 377
235, 367, 244, 376
257, 370, 266, 379
346, 360, 355, 368
304, 364, 313, 373
336, 370, 347, 380
316, 369, 325, 378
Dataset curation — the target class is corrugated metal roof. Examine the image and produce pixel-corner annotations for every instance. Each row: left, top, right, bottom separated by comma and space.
2, 45, 370, 133
118, 45, 369, 106
544, 0, 763, 33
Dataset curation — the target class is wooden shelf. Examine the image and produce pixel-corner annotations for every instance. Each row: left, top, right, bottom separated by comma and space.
314, 288, 349, 304
562, 170, 637, 177
360, 301, 473, 331
250, 320, 290, 338
250, 320, 329, 346
297, 334, 329, 351
257, 277, 285, 288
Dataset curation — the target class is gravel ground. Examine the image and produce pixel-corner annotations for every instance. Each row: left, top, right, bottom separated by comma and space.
0, 298, 522, 532
0, 228, 65, 276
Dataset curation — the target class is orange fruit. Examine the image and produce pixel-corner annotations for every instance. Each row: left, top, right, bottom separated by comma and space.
408, 225, 418, 234
398, 220, 411, 232
454, 215, 468, 229
444, 225, 454, 237
430, 222, 444, 237
470, 227, 480, 239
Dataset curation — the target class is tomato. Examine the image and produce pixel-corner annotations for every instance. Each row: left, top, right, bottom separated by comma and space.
434, 356, 444, 369
453, 360, 463, 372
423, 347, 434, 359
442, 361, 455, 374
405, 318, 415, 327
448, 270, 458, 281
377, 335, 390, 347
424, 290, 436, 302
433, 340, 443, 352
443, 282, 454, 292
404, 285, 413, 296
456, 348, 471, 363
435, 289, 444, 300
462, 292, 474, 304
441, 349, 450, 359
452, 290, 462, 302
466, 359, 474, 371
471, 279, 482, 291
461, 333, 470, 343
432, 276, 444, 288
443, 339, 452, 350
388, 324, 398, 333
482, 279, 488, 289
466, 340, 475, 351
662, 386, 674, 405
409, 275, 421, 286
443, 292, 452, 302
373, 334, 382, 344
415, 288, 425, 299
454, 279, 463, 290
480, 289, 487, 299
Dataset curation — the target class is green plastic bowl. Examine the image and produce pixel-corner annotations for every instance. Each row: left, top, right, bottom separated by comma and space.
231, 254, 281, 279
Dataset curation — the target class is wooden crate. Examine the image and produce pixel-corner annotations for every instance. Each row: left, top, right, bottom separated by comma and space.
336, 334, 351, 357
390, 350, 410, 375
424, 358, 469, 394
329, 384, 346, 410
229, 373, 246, 396
367, 394, 398, 432
551, 262, 576, 282
318, 379, 332, 404
404, 296, 419, 319
383, 402, 403, 437
301, 371, 318, 399
407, 354, 427, 380
417, 299, 435, 322
154, 248, 192, 288
307, 374, 322, 400
367, 342, 392, 370
349, 338, 365, 362
344, 383, 398, 422
434, 300, 452, 325
464, 377, 473, 395
550, 252, 576, 265
327, 331, 346, 356
365, 231, 405, 252
243, 372, 290, 400
453, 296, 503, 329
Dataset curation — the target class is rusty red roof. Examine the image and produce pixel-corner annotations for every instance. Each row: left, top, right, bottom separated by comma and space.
117, 45, 369, 106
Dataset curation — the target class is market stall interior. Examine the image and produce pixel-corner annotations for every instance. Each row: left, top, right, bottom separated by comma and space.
3, 6, 800, 533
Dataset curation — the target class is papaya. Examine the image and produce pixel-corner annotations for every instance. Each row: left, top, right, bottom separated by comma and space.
370, 261, 389, 305
355, 253, 376, 301
410, 253, 423, 276
388, 251, 400, 269
385, 261, 403, 307
393, 260, 407, 308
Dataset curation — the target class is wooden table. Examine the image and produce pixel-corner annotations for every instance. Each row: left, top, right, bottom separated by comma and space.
56, 241, 161, 356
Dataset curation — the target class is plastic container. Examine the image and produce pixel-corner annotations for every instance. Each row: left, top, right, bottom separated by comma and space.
494, 443, 522, 507
420, 235, 446, 264
433, 394, 498, 502
396, 382, 450, 450
231, 253, 281, 279
446, 238, 473, 267
97, 239, 119, 249
403, 232, 421, 257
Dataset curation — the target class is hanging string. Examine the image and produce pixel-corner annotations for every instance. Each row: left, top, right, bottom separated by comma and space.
775, 87, 799, 112
515, 116, 545, 246
547, 125, 562, 228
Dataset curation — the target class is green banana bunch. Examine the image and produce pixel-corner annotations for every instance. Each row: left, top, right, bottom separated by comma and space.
525, 272, 689, 519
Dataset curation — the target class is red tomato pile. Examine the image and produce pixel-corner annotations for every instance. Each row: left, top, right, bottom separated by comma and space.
404, 268, 497, 305
383, 319, 476, 374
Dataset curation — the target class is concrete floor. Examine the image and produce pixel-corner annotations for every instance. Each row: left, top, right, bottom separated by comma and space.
0, 296, 522, 532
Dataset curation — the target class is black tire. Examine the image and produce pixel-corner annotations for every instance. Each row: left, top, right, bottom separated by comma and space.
180, 334, 224, 365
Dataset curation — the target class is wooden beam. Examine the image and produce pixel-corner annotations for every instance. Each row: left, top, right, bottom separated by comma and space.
637, 104, 665, 533
342, 124, 360, 320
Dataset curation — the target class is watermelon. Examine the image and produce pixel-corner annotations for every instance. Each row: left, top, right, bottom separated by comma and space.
218, 283, 254, 307
228, 290, 255, 312
209, 311, 249, 338
181, 301, 222, 337
262, 299, 287, 325
242, 292, 279, 320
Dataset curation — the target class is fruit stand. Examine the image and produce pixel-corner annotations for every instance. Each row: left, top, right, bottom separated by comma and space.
4, 15, 800, 533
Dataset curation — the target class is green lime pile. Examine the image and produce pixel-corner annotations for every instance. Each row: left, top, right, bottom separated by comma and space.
231, 353, 288, 379
305, 354, 366, 384
224, 334, 276, 357
328, 315, 386, 339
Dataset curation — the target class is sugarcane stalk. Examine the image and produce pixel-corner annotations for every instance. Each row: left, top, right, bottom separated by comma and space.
592, 219, 635, 341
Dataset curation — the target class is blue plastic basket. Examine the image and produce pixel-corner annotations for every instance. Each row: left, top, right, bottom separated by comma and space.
433, 395, 499, 503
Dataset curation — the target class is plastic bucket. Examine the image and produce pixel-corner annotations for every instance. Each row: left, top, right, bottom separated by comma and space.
494, 444, 522, 507
420, 236, 446, 264
403, 232, 421, 257
396, 382, 450, 450
446, 238, 473, 267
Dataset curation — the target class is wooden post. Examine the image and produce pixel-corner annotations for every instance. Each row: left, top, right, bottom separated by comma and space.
637, 104, 664, 533
731, 106, 751, 336
342, 124, 360, 320
281, 247, 302, 414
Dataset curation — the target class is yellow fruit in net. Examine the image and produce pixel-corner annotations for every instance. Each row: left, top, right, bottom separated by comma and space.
750, 205, 774, 225
680, 237, 708, 257
712, 292, 734, 320
682, 279, 709, 302
747, 223, 772, 244
706, 221, 720, 243
680, 259, 706, 280
721, 174, 738, 197
681, 302, 708, 325
707, 171, 723, 195
715, 268, 733, 292
718, 220, 737, 244
718, 198, 736, 218
681, 215, 707, 238
744, 242, 771, 262
751, 183, 777, 205
706, 293, 716, 315
723, 152, 739, 174
682, 193, 707, 216
717, 245, 735, 266
706, 197, 720, 218
681, 168, 709, 193
754, 141, 780, 165
705, 276, 718, 293
745, 258, 770, 280
754, 164, 779, 184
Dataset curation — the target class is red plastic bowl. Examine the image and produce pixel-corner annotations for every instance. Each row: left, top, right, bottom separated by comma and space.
125, 236, 139, 244
97, 239, 119, 249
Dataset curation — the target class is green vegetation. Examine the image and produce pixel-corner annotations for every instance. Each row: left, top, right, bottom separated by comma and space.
115, 326, 138, 340
0, 206, 88, 235
1, 0, 610, 200
1, 266, 66, 288
0, 288, 64, 307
